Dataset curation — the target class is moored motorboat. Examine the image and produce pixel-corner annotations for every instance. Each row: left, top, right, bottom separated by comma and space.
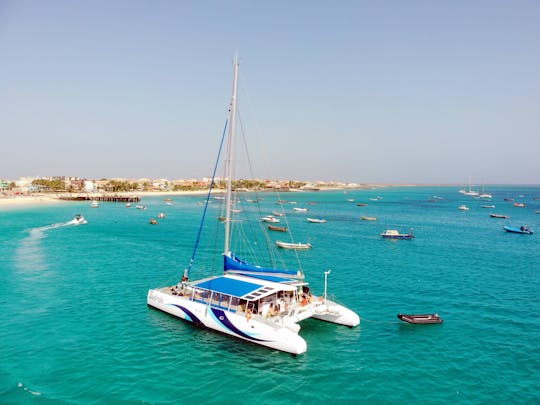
503, 225, 533, 234
262, 215, 280, 223
149, 218, 158, 225
380, 229, 414, 239
268, 224, 287, 232
490, 214, 509, 218
276, 240, 312, 250
361, 216, 377, 221
397, 313, 443, 324
458, 205, 469, 211
307, 218, 326, 223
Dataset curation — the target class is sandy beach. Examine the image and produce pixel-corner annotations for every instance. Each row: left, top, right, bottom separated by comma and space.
0, 190, 212, 209
0, 194, 69, 208
0, 186, 390, 209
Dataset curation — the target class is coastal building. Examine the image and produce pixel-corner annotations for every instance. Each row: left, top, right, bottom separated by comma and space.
84, 180, 96, 192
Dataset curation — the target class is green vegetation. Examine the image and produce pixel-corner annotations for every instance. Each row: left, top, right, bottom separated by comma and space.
31, 178, 66, 191
102, 180, 136, 192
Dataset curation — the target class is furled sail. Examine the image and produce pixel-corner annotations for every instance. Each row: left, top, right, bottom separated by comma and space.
223, 253, 304, 282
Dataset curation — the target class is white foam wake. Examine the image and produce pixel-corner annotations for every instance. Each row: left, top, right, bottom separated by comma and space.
15, 218, 86, 272
18, 382, 42, 396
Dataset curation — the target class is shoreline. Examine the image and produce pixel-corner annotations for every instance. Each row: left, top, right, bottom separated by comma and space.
0, 184, 460, 209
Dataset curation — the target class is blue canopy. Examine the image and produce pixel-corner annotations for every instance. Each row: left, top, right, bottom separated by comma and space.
194, 276, 263, 298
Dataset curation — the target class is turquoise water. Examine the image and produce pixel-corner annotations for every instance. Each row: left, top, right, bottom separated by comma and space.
1, 186, 539, 403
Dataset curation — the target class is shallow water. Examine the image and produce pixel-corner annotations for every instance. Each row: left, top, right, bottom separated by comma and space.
1, 186, 539, 403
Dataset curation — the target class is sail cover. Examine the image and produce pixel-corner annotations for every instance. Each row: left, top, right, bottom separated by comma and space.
223, 254, 304, 281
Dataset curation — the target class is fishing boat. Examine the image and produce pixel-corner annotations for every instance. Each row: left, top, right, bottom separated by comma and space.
147, 57, 359, 355
503, 226, 533, 234
268, 224, 287, 232
490, 214, 509, 219
307, 218, 326, 223
380, 229, 415, 239
361, 216, 377, 221
276, 240, 313, 250
356, 203, 368, 207
513, 203, 525, 207
397, 313, 443, 324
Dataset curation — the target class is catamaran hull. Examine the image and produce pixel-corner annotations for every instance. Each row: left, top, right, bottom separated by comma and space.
311, 300, 360, 327
147, 289, 307, 355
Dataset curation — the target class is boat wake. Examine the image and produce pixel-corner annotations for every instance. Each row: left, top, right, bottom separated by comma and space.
18, 382, 42, 397
15, 218, 86, 272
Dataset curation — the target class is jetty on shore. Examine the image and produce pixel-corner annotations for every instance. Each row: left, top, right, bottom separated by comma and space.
58, 194, 141, 203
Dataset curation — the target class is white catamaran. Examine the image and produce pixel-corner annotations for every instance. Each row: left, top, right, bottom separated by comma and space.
147, 57, 359, 355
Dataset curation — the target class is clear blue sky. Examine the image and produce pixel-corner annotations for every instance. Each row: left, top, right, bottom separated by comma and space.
1, 1, 539, 184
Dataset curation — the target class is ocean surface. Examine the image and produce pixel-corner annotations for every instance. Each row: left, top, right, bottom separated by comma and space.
1, 186, 539, 404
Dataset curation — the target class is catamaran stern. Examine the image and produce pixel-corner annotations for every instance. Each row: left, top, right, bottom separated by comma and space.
311, 300, 360, 327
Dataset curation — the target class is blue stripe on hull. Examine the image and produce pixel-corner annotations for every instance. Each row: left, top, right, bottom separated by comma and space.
170, 304, 202, 324
210, 308, 270, 342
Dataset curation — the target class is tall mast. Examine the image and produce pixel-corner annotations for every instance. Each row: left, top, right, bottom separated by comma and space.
224, 55, 239, 255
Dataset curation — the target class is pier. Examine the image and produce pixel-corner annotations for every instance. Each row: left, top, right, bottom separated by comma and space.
59, 194, 141, 203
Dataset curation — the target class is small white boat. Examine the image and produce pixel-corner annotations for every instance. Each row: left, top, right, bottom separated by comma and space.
90, 200, 99, 208
126, 203, 131, 208
158, 213, 166, 219
361, 216, 377, 221
262, 215, 280, 223
458, 205, 469, 211
293, 207, 308, 212
380, 229, 414, 240
276, 240, 312, 250
481, 204, 495, 209
307, 218, 326, 223
69, 214, 87, 225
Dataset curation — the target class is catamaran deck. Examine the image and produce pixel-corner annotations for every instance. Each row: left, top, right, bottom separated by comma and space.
153, 274, 324, 322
